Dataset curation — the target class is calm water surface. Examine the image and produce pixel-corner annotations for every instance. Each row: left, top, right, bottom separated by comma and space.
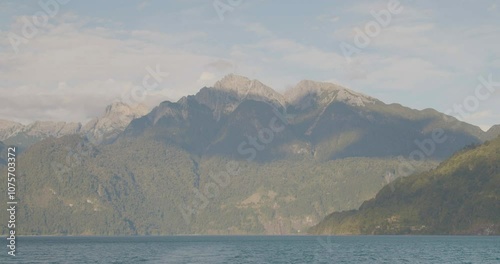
2, 235, 499, 263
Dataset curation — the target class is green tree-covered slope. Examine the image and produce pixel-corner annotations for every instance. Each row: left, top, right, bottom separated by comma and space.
0, 75, 494, 235
1, 134, 437, 235
309, 136, 500, 235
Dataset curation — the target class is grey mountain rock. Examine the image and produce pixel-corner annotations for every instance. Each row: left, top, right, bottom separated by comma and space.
82, 102, 149, 144
486, 125, 500, 140
285, 80, 378, 109
0, 102, 149, 150
195, 74, 286, 121
0, 74, 495, 235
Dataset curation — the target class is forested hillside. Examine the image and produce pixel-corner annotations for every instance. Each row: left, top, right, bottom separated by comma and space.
310, 136, 500, 235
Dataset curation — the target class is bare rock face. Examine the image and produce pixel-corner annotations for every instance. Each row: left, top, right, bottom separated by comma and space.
82, 102, 149, 143
1, 74, 495, 236
214, 74, 286, 108
0, 119, 81, 145
194, 74, 287, 121
0, 120, 25, 141
285, 80, 377, 109
24, 121, 82, 138
0, 102, 149, 149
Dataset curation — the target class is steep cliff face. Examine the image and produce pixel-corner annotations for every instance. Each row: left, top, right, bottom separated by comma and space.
82, 102, 149, 144
0, 74, 495, 235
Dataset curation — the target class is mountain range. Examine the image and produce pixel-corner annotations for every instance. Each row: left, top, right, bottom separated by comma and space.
0, 102, 149, 151
0, 74, 498, 235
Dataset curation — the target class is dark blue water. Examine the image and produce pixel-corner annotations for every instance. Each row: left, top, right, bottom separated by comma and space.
2, 236, 499, 263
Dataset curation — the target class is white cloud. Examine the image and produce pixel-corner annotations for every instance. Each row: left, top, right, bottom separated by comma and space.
0, 1, 498, 128
491, 59, 500, 68
248, 38, 305, 53
349, 56, 451, 90
197, 71, 217, 87
204, 60, 235, 72
244, 22, 274, 37
0, 14, 221, 123
137, 0, 151, 10
283, 48, 345, 71
317, 14, 340, 23
459, 111, 497, 131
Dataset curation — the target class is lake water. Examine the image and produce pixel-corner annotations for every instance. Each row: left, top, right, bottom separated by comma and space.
3, 236, 499, 263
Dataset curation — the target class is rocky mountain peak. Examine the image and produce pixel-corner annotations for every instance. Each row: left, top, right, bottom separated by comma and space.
213, 74, 253, 93
286, 79, 377, 108
104, 102, 149, 118
486, 124, 500, 139
0, 119, 23, 130
82, 102, 149, 143
0, 102, 150, 149
488, 124, 500, 132
194, 74, 288, 121
213, 74, 286, 107
0, 120, 25, 141
26, 121, 82, 136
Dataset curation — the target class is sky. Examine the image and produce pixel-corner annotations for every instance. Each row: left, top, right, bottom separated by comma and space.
0, 0, 499, 130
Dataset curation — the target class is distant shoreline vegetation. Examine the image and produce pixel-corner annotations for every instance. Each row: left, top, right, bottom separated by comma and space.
310, 136, 500, 236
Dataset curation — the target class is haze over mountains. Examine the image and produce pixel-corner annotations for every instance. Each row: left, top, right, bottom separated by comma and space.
1, 74, 498, 235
